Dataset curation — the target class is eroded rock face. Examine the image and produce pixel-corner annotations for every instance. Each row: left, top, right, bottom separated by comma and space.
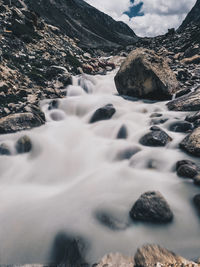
129, 191, 173, 223
114, 48, 179, 100
167, 88, 200, 111
0, 112, 45, 134
180, 127, 200, 156
134, 244, 195, 267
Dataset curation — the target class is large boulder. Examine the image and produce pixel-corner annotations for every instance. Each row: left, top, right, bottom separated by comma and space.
167, 87, 200, 111
134, 244, 196, 267
97, 253, 134, 267
0, 112, 45, 134
180, 127, 200, 156
129, 191, 173, 223
114, 48, 179, 100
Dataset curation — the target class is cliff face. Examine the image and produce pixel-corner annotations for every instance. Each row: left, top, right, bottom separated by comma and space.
179, 0, 200, 30
25, 0, 138, 50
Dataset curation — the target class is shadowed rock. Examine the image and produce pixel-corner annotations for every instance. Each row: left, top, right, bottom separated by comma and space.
15, 135, 32, 154
90, 104, 116, 123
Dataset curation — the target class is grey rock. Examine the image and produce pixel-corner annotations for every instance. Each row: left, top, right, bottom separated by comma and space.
0, 143, 11, 155
15, 135, 32, 154
140, 130, 172, 147
180, 127, 200, 156
169, 120, 193, 132
129, 191, 173, 223
90, 104, 116, 123
117, 125, 128, 139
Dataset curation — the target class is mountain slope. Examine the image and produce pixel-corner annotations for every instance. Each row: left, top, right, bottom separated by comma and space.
25, 0, 138, 50
179, 0, 200, 30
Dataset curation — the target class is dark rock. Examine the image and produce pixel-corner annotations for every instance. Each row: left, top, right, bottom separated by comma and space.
175, 88, 191, 98
50, 232, 88, 266
185, 111, 200, 123
140, 130, 172, 147
193, 194, 200, 213
176, 159, 198, 171
177, 164, 198, 178
114, 48, 179, 100
194, 175, 200, 186
151, 117, 168, 125
0, 143, 11, 155
134, 244, 193, 267
15, 135, 32, 154
169, 120, 193, 132
0, 112, 45, 134
117, 125, 128, 139
115, 147, 141, 161
150, 113, 162, 118
90, 104, 116, 123
150, 126, 161, 131
48, 100, 59, 110
129, 191, 173, 223
179, 127, 200, 156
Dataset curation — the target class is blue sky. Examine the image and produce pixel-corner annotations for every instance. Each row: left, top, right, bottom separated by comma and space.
85, 0, 196, 36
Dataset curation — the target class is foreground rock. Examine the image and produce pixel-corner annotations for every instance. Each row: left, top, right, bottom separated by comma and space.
176, 160, 198, 178
114, 48, 179, 100
0, 112, 45, 134
134, 244, 196, 267
129, 191, 173, 223
15, 135, 32, 154
90, 104, 116, 123
180, 127, 200, 156
167, 87, 200, 111
139, 129, 172, 147
97, 253, 134, 267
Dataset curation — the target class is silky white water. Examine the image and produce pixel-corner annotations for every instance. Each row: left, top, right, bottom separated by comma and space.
0, 70, 200, 264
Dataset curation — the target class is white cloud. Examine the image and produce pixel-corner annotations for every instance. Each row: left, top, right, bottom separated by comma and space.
84, 0, 196, 37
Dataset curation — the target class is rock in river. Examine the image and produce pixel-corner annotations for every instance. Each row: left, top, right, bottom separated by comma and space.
0, 112, 45, 134
180, 127, 200, 156
129, 191, 173, 223
114, 48, 179, 100
140, 129, 172, 147
15, 135, 32, 154
90, 104, 116, 123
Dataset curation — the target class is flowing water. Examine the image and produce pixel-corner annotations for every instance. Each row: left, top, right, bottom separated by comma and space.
0, 70, 200, 264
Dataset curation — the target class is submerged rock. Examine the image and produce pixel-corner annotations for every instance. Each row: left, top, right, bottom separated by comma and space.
180, 127, 200, 156
15, 135, 32, 154
134, 244, 195, 267
90, 104, 116, 123
193, 194, 200, 213
114, 48, 179, 100
169, 120, 193, 133
115, 147, 141, 161
117, 125, 128, 139
129, 191, 173, 223
0, 143, 11, 155
140, 129, 172, 147
0, 112, 45, 134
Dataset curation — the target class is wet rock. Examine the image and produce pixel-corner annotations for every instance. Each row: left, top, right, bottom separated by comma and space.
167, 88, 200, 111
194, 175, 200, 186
129, 191, 173, 223
139, 130, 172, 147
50, 232, 88, 266
97, 253, 134, 267
114, 48, 179, 100
193, 194, 200, 213
150, 126, 161, 131
15, 135, 32, 154
151, 117, 168, 125
150, 113, 162, 118
0, 143, 11, 155
177, 164, 198, 178
117, 125, 128, 139
179, 127, 200, 156
115, 147, 141, 161
169, 120, 193, 132
134, 244, 194, 267
90, 104, 116, 123
185, 111, 200, 123
0, 112, 45, 134
176, 159, 198, 171
48, 100, 59, 110
175, 88, 191, 98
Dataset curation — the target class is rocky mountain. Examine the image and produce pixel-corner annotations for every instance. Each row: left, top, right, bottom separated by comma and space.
25, 0, 138, 50
179, 0, 200, 30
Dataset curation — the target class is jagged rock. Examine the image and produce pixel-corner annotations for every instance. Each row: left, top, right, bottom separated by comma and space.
129, 191, 173, 223
169, 120, 193, 132
50, 232, 88, 266
0, 143, 11, 155
167, 88, 200, 111
0, 112, 45, 134
114, 48, 179, 100
15, 135, 32, 154
90, 104, 116, 123
139, 130, 172, 147
97, 253, 134, 267
180, 127, 200, 156
134, 244, 195, 267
